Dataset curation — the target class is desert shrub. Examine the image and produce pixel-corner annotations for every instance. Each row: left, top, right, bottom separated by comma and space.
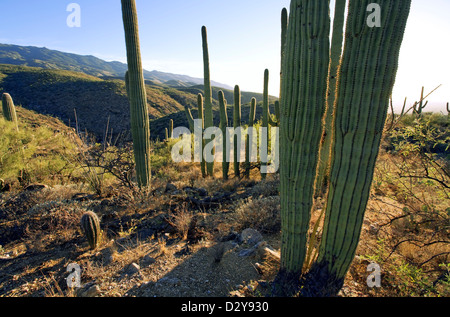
233, 196, 281, 234
0, 115, 77, 186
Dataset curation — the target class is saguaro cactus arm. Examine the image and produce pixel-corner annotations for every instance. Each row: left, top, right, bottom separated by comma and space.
315, 0, 347, 197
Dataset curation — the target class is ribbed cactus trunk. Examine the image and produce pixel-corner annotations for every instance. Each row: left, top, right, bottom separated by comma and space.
202, 26, 215, 177
278, 0, 330, 280
121, 0, 151, 188
1, 93, 19, 131
307, 0, 412, 296
315, 0, 346, 197
197, 93, 207, 178
233, 85, 242, 178
169, 119, 174, 139
218, 91, 230, 180
245, 98, 257, 179
261, 69, 270, 180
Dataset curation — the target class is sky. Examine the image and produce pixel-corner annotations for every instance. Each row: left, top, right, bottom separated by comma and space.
1, 0, 449, 113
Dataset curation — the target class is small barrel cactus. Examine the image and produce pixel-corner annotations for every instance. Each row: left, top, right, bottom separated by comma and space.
80, 211, 101, 250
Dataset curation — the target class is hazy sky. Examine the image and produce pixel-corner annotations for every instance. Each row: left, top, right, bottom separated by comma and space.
1, 0, 449, 112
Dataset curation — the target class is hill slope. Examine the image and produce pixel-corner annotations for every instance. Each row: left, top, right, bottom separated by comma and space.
0, 44, 232, 89
0, 64, 277, 141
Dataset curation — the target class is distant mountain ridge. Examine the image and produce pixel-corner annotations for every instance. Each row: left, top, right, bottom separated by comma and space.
0, 43, 233, 90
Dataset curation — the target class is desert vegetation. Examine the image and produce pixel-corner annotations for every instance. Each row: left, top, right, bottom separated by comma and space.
0, 0, 448, 298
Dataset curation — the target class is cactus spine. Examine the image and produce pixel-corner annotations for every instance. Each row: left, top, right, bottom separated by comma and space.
81, 211, 101, 250
202, 26, 214, 177
312, 0, 412, 292
233, 85, 242, 178
1, 93, 19, 131
121, 0, 151, 188
245, 98, 257, 179
218, 91, 230, 180
278, 0, 331, 278
315, 0, 347, 197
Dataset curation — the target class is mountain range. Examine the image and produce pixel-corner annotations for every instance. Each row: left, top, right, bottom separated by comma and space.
0, 43, 232, 90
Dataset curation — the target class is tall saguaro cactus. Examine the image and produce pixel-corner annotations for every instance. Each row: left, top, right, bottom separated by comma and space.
278, 0, 330, 278
245, 98, 257, 179
121, 0, 151, 188
1, 93, 19, 131
218, 90, 230, 180
261, 69, 270, 180
202, 26, 215, 177
309, 0, 412, 295
233, 85, 242, 178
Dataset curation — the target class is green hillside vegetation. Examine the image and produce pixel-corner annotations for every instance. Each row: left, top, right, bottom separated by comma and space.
0, 64, 276, 142
0, 104, 80, 186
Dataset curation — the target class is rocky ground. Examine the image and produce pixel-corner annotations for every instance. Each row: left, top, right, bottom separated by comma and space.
0, 174, 447, 298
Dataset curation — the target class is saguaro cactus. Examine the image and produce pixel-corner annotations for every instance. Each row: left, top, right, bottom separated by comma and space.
413, 86, 428, 118
81, 211, 101, 250
245, 98, 257, 178
1, 93, 19, 131
278, 0, 331, 279
309, 0, 412, 295
169, 119, 174, 139
261, 69, 271, 180
202, 26, 215, 177
233, 85, 242, 178
121, 0, 151, 188
218, 91, 230, 180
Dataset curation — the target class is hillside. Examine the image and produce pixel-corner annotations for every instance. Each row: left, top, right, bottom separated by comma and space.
0, 64, 277, 142
0, 44, 232, 90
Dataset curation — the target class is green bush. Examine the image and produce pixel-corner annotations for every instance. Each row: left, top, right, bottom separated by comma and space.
0, 113, 77, 186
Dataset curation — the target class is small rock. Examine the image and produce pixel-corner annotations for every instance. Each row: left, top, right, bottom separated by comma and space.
78, 284, 101, 297
24, 184, 48, 191
369, 223, 380, 235
141, 255, 156, 267
157, 277, 181, 286
165, 183, 178, 193
125, 263, 141, 275
240, 228, 264, 246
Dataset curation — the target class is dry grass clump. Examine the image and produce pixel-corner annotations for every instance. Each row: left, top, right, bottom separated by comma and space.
233, 196, 281, 234
166, 204, 195, 240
